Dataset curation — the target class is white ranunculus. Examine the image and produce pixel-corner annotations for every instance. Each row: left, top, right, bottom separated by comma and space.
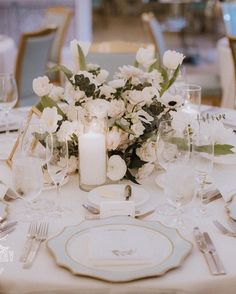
99, 85, 116, 98
107, 155, 127, 181
136, 141, 157, 163
136, 47, 155, 68
131, 121, 145, 137
40, 107, 62, 133
96, 69, 109, 84
85, 99, 110, 118
49, 86, 64, 102
107, 127, 121, 150
32, 76, 53, 97
137, 163, 155, 180
108, 99, 125, 118
108, 79, 126, 89
59, 155, 78, 174
70, 39, 91, 72
163, 50, 185, 70
142, 86, 159, 105
57, 121, 77, 142
128, 90, 144, 106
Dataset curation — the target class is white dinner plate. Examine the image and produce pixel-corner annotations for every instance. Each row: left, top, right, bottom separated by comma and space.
87, 184, 150, 208
47, 216, 192, 282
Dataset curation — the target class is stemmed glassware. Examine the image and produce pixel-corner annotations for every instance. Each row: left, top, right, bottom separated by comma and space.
0, 73, 18, 159
156, 119, 191, 219
46, 133, 69, 217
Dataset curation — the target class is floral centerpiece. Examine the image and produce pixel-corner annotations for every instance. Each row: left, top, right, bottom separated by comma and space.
32, 40, 234, 183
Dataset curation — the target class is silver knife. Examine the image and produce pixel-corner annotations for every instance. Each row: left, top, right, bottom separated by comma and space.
0, 226, 15, 239
203, 232, 226, 275
0, 221, 17, 234
193, 227, 218, 275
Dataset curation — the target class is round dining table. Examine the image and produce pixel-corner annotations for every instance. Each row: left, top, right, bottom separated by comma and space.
1, 105, 236, 294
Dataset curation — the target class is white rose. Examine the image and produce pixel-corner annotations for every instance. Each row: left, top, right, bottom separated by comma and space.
136, 141, 157, 163
108, 79, 126, 89
32, 76, 53, 97
108, 99, 125, 118
70, 39, 91, 72
107, 127, 121, 150
131, 121, 145, 137
57, 121, 77, 142
49, 86, 64, 102
163, 50, 185, 70
40, 107, 62, 133
137, 163, 155, 180
85, 99, 110, 118
142, 86, 159, 105
96, 69, 109, 84
99, 85, 116, 98
107, 155, 127, 181
136, 47, 155, 68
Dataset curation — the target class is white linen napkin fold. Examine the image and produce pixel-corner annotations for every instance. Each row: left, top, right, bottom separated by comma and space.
88, 228, 154, 266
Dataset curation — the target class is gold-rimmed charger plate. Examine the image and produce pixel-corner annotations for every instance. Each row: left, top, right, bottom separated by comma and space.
47, 216, 192, 282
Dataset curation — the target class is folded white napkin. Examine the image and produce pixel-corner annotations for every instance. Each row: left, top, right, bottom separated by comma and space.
88, 228, 154, 266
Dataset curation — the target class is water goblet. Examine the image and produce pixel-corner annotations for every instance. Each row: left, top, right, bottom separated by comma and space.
46, 133, 69, 217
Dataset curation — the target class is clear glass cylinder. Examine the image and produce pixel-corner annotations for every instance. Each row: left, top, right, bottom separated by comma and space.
78, 115, 107, 191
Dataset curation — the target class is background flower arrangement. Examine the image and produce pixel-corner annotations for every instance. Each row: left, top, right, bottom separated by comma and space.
32, 41, 189, 183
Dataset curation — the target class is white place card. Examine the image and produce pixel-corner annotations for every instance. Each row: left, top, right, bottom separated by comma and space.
100, 201, 135, 218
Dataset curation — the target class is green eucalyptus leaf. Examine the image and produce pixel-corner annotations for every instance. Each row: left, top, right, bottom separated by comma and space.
77, 44, 86, 71
48, 65, 73, 81
134, 60, 139, 68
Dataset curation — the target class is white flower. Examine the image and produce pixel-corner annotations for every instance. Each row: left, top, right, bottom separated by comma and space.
145, 70, 163, 90
59, 155, 78, 174
116, 65, 143, 83
136, 141, 157, 163
160, 91, 183, 108
163, 50, 185, 70
96, 69, 109, 84
32, 76, 53, 97
136, 109, 154, 124
107, 127, 121, 150
137, 163, 155, 180
57, 121, 77, 142
131, 121, 145, 137
107, 155, 127, 181
108, 99, 125, 118
99, 85, 115, 98
127, 90, 144, 106
108, 79, 126, 89
136, 47, 155, 68
85, 99, 110, 118
40, 107, 62, 133
49, 86, 64, 102
62, 104, 79, 121
64, 82, 85, 103
142, 86, 159, 105
70, 39, 91, 72
87, 63, 99, 71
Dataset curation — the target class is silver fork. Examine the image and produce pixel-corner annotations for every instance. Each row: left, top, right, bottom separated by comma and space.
213, 220, 236, 237
20, 222, 38, 262
23, 222, 49, 269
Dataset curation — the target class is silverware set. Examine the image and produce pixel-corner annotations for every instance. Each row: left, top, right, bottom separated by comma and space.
193, 227, 226, 275
20, 222, 49, 269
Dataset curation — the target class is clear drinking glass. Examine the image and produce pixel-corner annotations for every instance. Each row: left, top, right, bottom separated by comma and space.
192, 133, 214, 216
176, 83, 201, 114
156, 119, 191, 216
12, 156, 43, 220
46, 134, 69, 217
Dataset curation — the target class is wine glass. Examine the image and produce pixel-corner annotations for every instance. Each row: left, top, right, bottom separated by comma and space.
156, 119, 191, 216
46, 133, 69, 217
0, 73, 18, 159
191, 132, 214, 216
12, 156, 43, 220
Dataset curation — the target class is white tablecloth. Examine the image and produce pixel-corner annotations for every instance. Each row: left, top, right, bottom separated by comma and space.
1, 106, 236, 294
0, 35, 16, 74
217, 37, 235, 109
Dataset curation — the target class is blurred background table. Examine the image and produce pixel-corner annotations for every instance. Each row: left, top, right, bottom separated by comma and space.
0, 35, 16, 74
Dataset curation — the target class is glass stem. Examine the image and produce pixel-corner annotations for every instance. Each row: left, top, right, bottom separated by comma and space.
56, 183, 62, 212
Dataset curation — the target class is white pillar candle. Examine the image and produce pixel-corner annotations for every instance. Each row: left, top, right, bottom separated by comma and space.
79, 132, 106, 186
